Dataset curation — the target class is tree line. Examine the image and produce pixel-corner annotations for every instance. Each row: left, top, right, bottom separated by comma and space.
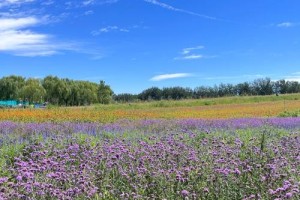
0, 76, 113, 106
114, 78, 300, 102
0, 76, 299, 105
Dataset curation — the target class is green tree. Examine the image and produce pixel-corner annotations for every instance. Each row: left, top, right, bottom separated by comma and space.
162, 87, 193, 100
113, 93, 138, 102
0, 76, 25, 100
76, 81, 98, 105
252, 78, 274, 95
20, 78, 46, 103
138, 87, 162, 101
235, 82, 251, 96
98, 80, 113, 104
42, 77, 72, 106
42, 76, 61, 104
57, 79, 71, 106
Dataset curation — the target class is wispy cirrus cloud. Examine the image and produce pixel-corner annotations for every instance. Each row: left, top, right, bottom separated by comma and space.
0, 0, 112, 57
144, 0, 218, 20
182, 45, 204, 55
284, 72, 300, 82
84, 10, 94, 15
62, 0, 118, 10
41, 0, 55, 6
0, 2, 73, 57
82, 0, 118, 6
150, 73, 193, 81
82, 0, 95, 5
180, 54, 204, 60
91, 25, 129, 35
0, 17, 76, 56
277, 22, 299, 28
175, 45, 208, 60
0, 0, 35, 8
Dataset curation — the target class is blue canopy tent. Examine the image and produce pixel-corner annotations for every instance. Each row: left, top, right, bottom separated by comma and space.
0, 100, 17, 107
0, 100, 29, 108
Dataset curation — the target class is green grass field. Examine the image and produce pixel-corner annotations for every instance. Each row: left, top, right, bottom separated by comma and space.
92, 93, 300, 110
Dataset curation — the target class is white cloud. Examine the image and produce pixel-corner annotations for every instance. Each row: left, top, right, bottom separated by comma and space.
82, 0, 118, 6
0, 17, 76, 57
0, 0, 35, 7
285, 78, 300, 82
84, 10, 94, 15
0, 1, 107, 57
277, 22, 298, 28
91, 26, 129, 35
63, 0, 118, 9
284, 75, 300, 82
182, 54, 203, 60
150, 73, 193, 81
175, 45, 206, 60
144, 0, 217, 20
182, 45, 204, 55
82, 0, 95, 6
101, 26, 117, 32
0, 17, 38, 30
274, 72, 300, 82
175, 54, 204, 60
119, 28, 129, 32
41, 0, 55, 6
5, 0, 34, 2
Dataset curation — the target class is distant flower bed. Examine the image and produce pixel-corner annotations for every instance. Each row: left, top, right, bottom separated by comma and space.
0, 100, 300, 123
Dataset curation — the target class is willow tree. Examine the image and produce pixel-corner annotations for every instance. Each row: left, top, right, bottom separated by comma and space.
0, 76, 25, 100
20, 78, 46, 103
98, 80, 113, 104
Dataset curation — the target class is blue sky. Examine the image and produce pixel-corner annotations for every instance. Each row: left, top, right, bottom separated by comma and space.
0, 0, 300, 94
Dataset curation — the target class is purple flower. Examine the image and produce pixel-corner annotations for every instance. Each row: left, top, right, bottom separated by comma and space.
16, 175, 22, 181
234, 168, 241, 175
285, 192, 293, 199
181, 190, 189, 196
268, 189, 276, 195
0, 177, 8, 184
203, 187, 209, 193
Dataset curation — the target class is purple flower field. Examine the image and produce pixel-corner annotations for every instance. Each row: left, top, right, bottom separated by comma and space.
0, 118, 299, 199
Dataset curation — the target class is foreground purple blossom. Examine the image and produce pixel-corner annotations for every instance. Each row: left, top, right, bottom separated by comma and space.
0, 118, 299, 199
0, 117, 300, 139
